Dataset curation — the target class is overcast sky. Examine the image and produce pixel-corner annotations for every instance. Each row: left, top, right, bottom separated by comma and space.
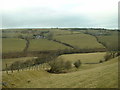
1, 0, 119, 29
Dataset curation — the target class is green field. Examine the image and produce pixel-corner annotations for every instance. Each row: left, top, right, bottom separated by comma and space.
2, 56, 118, 88
58, 52, 106, 63
28, 39, 71, 51
2, 38, 26, 53
80, 30, 119, 50
97, 33, 119, 50
51, 29, 81, 35
53, 33, 105, 49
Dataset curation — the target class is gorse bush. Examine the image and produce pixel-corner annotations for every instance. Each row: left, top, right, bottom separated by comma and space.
74, 60, 81, 68
48, 59, 72, 73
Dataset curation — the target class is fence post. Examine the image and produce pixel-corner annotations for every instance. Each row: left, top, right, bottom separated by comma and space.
11, 69, 13, 73
5, 64, 8, 74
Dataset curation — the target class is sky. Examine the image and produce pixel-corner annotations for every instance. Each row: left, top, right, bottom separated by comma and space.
1, 0, 119, 29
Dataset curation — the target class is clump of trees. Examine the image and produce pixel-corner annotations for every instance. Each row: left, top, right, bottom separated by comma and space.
74, 60, 81, 68
8, 60, 34, 71
48, 58, 72, 73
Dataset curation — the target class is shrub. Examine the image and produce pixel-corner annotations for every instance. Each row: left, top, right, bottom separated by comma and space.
48, 59, 72, 73
104, 52, 117, 61
65, 61, 72, 70
74, 60, 81, 68
99, 60, 104, 63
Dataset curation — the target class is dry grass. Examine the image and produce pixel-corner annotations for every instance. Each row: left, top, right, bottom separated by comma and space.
2, 55, 118, 88
57, 52, 106, 63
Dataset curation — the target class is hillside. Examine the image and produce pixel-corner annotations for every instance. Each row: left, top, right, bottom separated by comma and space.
2, 56, 118, 88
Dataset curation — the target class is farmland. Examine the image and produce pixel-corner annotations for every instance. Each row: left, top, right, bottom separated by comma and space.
53, 33, 105, 50
28, 39, 71, 52
2, 28, 119, 88
80, 29, 119, 51
2, 38, 26, 53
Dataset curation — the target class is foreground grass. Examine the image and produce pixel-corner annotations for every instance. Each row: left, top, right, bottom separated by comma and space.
2, 56, 118, 88
2, 38, 26, 53
28, 39, 71, 51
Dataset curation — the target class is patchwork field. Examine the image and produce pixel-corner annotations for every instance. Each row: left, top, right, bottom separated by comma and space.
2, 29, 119, 88
53, 33, 105, 49
80, 30, 119, 50
2, 56, 118, 88
2, 38, 26, 53
28, 39, 71, 51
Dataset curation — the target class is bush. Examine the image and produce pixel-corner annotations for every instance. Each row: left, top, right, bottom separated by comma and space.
104, 52, 117, 61
48, 59, 72, 73
99, 60, 104, 63
74, 60, 81, 68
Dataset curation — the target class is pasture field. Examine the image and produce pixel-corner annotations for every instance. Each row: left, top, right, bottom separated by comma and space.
28, 39, 71, 51
53, 33, 105, 49
57, 52, 106, 63
97, 33, 119, 50
2, 57, 37, 70
2, 56, 118, 88
2, 29, 119, 88
2, 38, 26, 53
80, 30, 119, 50
51, 29, 81, 35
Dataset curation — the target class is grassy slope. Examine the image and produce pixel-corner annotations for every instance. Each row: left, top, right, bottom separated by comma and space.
53, 33, 105, 49
2, 56, 118, 88
80, 30, 119, 50
28, 39, 71, 51
57, 52, 106, 63
97, 34, 118, 50
2, 38, 26, 53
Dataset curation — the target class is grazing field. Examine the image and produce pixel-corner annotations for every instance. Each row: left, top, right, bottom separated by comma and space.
28, 39, 71, 51
2, 29, 119, 88
97, 33, 119, 50
58, 52, 106, 63
2, 38, 26, 53
53, 33, 105, 49
2, 56, 118, 88
2, 57, 37, 70
80, 30, 119, 50
51, 29, 81, 35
